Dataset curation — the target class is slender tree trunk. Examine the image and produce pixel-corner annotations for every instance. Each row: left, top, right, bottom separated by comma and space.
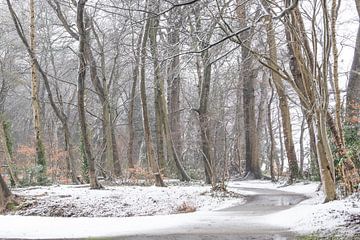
234, 57, 245, 174
127, 29, 143, 170
331, 0, 345, 146
139, 3, 165, 187
283, 4, 336, 200
267, 81, 276, 181
263, 6, 299, 182
167, 4, 182, 159
30, 0, 46, 185
76, 0, 101, 189
277, 103, 285, 177
148, 10, 190, 181
306, 113, 320, 180
299, 116, 306, 176
198, 44, 215, 186
63, 124, 78, 184
110, 111, 121, 176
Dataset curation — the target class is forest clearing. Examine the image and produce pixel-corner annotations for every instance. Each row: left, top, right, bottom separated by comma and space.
0, 0, 360, 239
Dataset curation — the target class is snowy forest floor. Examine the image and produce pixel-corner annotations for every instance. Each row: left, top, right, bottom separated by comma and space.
0, 180, 359, 239
9, 180, 245, 217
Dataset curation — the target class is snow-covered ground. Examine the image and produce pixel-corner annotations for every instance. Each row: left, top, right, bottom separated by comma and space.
0, 180, 358, 239
11, 182, 245, 217
229, 180, 360, 237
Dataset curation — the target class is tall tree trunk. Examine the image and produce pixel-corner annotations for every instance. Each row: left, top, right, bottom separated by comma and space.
167, 3, 182, 159
139, 2, 165, 187
263, 5, 299, 182
127, 29, 143, 170
234, 57, 245, 174
76, 0, 101, 189
283, 3, 336, 201
199, 44, 215, 186
30, 0, 46, 185
149, 8, 190, 181
237, 0, 261, 179
347, 0, 360, 127
267, 80, 276, 181
150, 11, 166, 174
191, 6, 216, 186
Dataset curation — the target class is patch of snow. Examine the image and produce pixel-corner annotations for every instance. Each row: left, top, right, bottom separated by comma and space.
11, 184, 245, 217
0, 213, 199, 239
265, 189, 360, 236
1, 180, 358, 239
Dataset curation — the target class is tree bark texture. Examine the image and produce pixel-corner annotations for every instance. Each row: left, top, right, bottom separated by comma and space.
76, 0, 101, 189
167, 3, 182, 159
127, 28, 143, 170
0, 173, 12, 213
347, 0, 360, 127
148, 7, 190, 181
237, 0, 261, 179
139, 3, 165, 186
30, 0, 47, 185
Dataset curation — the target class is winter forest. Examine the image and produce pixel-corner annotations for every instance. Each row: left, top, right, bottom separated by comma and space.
0, 0, 359, 239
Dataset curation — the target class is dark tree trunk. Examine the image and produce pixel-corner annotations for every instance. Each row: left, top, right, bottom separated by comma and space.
347, 0, 360, 128
0, 173, 12, 212
237, 0, 261, 179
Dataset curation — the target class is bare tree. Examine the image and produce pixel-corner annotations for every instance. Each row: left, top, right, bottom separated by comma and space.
76, 0, 101, 189
30, 0, 47, 184
6, 0, 79, 184
262, 0, 299, 183
139, 0, 165, 187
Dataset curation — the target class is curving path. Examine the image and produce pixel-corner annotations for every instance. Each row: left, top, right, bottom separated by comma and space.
108, 184, 307, 240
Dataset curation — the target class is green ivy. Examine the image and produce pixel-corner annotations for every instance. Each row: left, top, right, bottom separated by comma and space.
2, 120, 13, 158
343, 125, 360, 168
36, 140, 47, 185
80, 138, 89, 183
